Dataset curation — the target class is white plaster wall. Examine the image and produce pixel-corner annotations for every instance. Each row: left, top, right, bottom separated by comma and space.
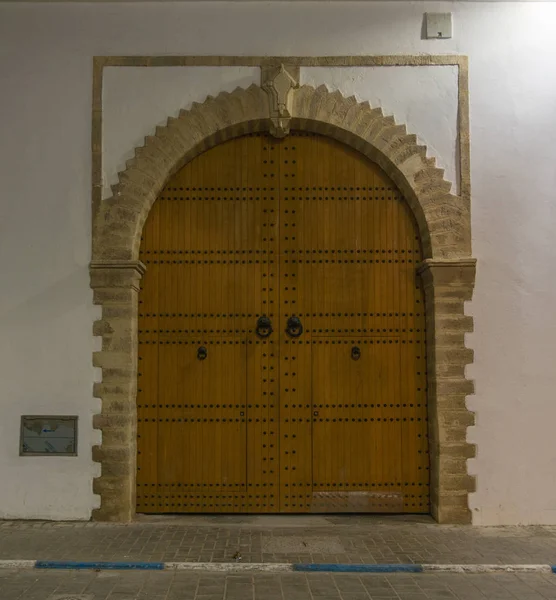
1, 1, 556, 524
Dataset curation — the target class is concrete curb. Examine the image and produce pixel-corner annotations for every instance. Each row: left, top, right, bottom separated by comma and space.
0, 560, 37, 569
423, 564, 554, 574
167, 562, 293, 572
0, 560, 554, 573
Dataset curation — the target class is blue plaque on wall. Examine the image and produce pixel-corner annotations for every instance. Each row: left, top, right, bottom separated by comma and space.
20, 416, 78, 456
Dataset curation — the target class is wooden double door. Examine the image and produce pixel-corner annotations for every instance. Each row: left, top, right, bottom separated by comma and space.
136, 132, 429, 514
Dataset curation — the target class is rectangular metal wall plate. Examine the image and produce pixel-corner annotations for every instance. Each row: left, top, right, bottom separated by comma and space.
425, 13, 453, 39
20, 416, 78, 456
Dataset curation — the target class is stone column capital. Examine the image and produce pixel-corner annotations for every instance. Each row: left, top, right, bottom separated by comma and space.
90, 260, 146, 291
418, 258, 477, 289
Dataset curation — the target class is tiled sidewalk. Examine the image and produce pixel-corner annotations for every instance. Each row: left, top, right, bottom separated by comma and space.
1, 515, 556, 565
2, 569, 556, 600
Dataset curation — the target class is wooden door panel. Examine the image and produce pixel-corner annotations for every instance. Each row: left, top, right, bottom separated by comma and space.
311, 338, 403, 512
246, 336, 280, 512
137, 338, 247, 513
278, 338, 312, 512
138, 132, 429, 514
294, 263, 416, 322
137, 134, 280, 513
149, 261, 267, 329
277, 133, 429, 514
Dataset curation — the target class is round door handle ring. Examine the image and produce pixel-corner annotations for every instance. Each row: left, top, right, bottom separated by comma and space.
256, 315, 273, 338
286, 315, 304, 338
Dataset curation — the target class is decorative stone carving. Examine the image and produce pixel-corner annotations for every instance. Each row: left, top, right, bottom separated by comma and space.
261, 64, 300, 138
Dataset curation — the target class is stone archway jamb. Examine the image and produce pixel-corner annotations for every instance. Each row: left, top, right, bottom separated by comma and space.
90, 82, 476, 523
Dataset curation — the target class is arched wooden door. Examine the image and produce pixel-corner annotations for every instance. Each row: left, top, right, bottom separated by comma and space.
136, 132, 429, 514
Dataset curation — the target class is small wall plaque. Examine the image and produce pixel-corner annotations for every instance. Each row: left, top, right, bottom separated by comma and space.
425, 12, 453, 39
20, 416, 78, 456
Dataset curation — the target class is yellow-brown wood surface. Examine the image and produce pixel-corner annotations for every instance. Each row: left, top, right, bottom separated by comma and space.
137, 133, 429, 514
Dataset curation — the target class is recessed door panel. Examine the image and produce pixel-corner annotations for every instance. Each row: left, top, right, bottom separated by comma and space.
160, 338, 246, 512
311, 338, 403, 512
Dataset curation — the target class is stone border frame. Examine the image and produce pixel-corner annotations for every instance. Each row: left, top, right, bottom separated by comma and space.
90, 56, 476, 524
91, 55, 470, 214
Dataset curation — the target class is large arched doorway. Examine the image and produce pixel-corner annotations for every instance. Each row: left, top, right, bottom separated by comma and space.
136, 132, 429, 514
91, 84, 476, 523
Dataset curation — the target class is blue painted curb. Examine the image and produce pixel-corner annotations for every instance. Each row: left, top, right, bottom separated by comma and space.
1, 561, 553, 573
35, 561, 165, 570
294, 563, 423, 573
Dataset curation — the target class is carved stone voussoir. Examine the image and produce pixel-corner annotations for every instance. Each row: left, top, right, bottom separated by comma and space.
418, 258, 477, 290
261, 64, 300, 138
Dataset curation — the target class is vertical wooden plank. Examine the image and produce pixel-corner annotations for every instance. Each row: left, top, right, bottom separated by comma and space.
156, 184, 168, 511
137, 196, 160, 512
245, 135, 255, 511
268, 135, 280, 511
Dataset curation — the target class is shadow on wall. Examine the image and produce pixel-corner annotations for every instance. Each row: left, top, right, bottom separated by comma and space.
0, 266, 92, 329
0, 266, 95, 405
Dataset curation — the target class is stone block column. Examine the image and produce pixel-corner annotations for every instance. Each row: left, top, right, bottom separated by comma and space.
419, 258, 477, 524
90, 260, 146, 521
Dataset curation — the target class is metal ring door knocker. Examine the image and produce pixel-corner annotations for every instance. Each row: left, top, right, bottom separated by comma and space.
197, 346, 208, 360
351, 346, 361, 361
256, 315, 273, 338
286, 315, 303, 338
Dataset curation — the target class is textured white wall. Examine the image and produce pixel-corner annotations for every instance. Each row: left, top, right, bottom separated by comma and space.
1, 1, 556, 523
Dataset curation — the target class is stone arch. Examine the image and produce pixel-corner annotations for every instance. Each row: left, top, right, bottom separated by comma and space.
93, 84, 470, 263
90, 84, 476, 523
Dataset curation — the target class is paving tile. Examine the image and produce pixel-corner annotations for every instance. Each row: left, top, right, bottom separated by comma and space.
333, 576, 368, 592
2, 519, 556, 598
1, 517, 556, 565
